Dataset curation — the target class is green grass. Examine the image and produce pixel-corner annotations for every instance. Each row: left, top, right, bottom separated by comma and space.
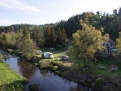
0, 62, 25, 91
90, 58, 121, 82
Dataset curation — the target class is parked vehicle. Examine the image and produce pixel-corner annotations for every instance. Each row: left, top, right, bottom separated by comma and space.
61, 55, 69, 61
42, 52, 54, 58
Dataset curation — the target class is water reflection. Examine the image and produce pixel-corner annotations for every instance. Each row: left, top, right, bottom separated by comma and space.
18, 58, 36, 79
40, 69, 52, 78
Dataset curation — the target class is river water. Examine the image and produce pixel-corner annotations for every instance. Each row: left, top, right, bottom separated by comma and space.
1, 50, 92, 91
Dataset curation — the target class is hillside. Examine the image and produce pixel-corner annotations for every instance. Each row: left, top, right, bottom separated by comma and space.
0, 7, 121, 40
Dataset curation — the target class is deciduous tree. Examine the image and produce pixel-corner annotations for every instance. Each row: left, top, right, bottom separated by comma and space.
69, 22, 103, 73
116, 32, 121, 53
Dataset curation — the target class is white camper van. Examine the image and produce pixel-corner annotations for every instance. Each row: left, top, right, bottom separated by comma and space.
42, 52, 54, 58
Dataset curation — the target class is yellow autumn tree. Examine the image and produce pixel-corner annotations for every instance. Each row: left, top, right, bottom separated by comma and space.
116, 32, 121, 53
69, 21, 104, 73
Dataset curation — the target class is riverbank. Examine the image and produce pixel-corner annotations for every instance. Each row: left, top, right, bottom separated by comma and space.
4, 47, 121, 91
0, 62, 26, 91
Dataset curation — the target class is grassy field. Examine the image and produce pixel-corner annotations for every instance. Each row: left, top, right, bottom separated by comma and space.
0, 62, 25, 91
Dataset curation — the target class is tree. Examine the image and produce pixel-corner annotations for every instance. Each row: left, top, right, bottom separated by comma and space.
56, 27, 67, 47
116, 32, 121, 53
45, 27, 57, 47
69, 22, 103, 73
31, 27, 44, 47
16, 26, 37, 56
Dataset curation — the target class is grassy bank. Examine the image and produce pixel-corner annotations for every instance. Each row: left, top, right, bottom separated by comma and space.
0, 62, 26, 91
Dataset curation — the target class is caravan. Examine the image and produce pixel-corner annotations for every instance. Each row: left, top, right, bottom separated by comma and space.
42, 52, 54, 58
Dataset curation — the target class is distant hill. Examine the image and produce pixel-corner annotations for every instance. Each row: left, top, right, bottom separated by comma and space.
0, 7, 121, 40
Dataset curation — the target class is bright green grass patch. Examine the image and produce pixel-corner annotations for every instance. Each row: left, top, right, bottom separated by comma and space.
0, 62, 25, 91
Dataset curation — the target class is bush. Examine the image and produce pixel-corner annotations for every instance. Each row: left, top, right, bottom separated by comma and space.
49, 64, 53, 68
25, 53, 34, 60
29, 83, 39, 91
55, 70, 62, 75
94, 77, 105, 90
52, 66, 58, 71
14, 50, 21, 56
103, 86, 108, 91
7, 49, 14, 53
51, 61, 62, 65
0, 53, 2, 62
39, 60, 51, 69
117, 83, 121, 90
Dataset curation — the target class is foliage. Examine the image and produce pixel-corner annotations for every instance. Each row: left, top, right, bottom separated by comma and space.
116, 32, 121, 53
39, 60, 51, 69
45, 27, 57, 47
31, 27, 45, 47
94, 77, 105, 90
24, 53, 35, 60
56, 28, 67, 47
16, 26, 37, 56
7, 49, 14, 53
69, 22, 103, 72
52, 66, 58, 71
1, 7, 121, 40
0, 53, 2, 62
29, 83, 40, 91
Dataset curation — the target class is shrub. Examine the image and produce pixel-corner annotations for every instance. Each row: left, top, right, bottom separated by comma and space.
25, 53, 34, 60
117, 83, 121, 90
7, 49, 14, 53
103, 86, 108, 91
0, 53, 2, 62
49, 64, 53, 68
29, 83, 39, 91
51, 61, 62, 65
55, 70, 62, 75
39, 60, 51, 69
52, 66, 58, 71
14, 50, 21, 56
94, 77, 104, 90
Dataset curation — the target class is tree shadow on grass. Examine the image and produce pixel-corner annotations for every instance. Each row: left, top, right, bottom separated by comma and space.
0, 80, 27, 91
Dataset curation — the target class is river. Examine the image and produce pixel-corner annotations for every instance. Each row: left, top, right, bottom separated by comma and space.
1, 50, 92, 91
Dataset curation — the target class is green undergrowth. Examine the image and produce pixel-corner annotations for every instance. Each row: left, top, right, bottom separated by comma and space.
90, 58, 121, 82
0, 62, 26, 91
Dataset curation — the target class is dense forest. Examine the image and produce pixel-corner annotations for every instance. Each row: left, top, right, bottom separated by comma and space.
0, 7, 121, 47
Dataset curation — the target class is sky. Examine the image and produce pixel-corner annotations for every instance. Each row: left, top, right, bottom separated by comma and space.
0, 0, 121, 26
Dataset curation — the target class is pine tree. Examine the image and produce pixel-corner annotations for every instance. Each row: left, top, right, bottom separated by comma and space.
56, 27, 63, 47
45, 27, 57, 47
56, 28, 67, 47
32, 27, 44, 47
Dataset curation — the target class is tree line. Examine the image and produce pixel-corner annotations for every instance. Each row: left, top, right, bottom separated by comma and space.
1, 7, 121, 41
0, 25, 67, 49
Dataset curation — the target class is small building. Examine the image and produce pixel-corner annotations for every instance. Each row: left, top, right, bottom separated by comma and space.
42, 52, 54, 58
102, 38, 116, 56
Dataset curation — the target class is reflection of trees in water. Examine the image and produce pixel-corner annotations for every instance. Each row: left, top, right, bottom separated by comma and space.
18, 58, 36, 79
40, 70, 52, 78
